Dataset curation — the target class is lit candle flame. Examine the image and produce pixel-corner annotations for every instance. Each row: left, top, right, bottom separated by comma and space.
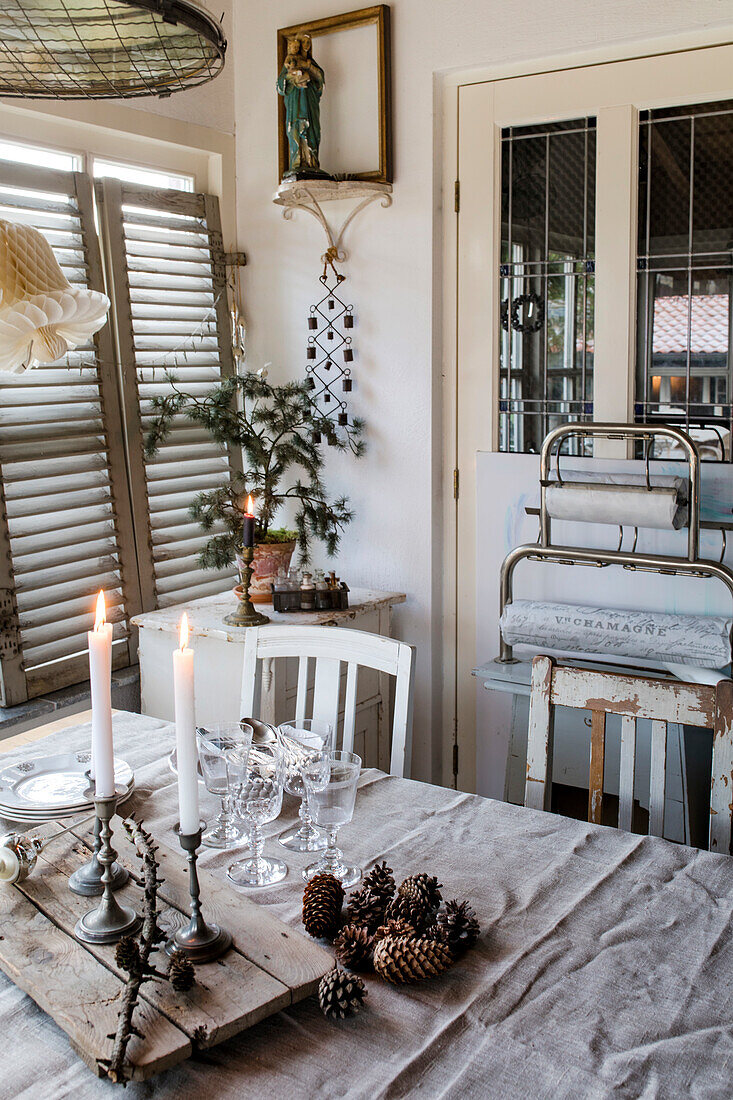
245, 494, 255, 516
94, 590, 106, 632
179, 611, 189, 651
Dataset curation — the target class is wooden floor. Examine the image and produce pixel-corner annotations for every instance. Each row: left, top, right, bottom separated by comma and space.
0, 708, 98, 753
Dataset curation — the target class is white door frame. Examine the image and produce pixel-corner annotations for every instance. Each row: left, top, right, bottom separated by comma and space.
440, 30, 733, 792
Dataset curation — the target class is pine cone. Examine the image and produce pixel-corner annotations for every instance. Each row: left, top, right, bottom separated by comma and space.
302, 873, 345, 939
422, 921, 443, 943
384, 892, 431, 933
115, 935, 141, 974
333, 924, 374, 971
361, 860, 395, 905
437, 899, 480, 957
398, 873, 442, 912
372, 918, 415, 945
318, 966, 367, 1019
373, 935, 453, 984
168, 951, 196, 992
346, 885, 389, 932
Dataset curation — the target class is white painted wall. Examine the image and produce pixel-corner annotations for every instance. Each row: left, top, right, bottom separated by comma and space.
230, 0, 733, 783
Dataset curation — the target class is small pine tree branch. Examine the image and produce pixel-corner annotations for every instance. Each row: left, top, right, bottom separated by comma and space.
145, 369, 365, 569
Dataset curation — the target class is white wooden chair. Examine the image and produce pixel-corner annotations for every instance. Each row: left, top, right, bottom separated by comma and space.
525, 654, 733, 854
239, 625, 416, 778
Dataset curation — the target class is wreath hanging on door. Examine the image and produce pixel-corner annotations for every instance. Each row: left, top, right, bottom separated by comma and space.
510, 291, 544, 333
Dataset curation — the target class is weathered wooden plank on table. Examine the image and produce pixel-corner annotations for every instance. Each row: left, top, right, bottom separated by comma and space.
0, 823, 332, 1082
0, 883, 191, 1080
106, 824, 332, 999
19, 833, 294, 1049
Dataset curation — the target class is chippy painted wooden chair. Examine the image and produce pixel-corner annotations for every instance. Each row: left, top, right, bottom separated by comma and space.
525, 654, 733, 853
239, 624, 416, 778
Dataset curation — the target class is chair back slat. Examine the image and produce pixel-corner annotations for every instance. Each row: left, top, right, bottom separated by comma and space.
312, 657, 341, 740
649, 719, 668, 837
588, 710, 606, 825
618, 715, 637, 832
549, 667, 714, 726
391, 643, 416, 777
711, 678, 733, 853
295, 657, 309, 724
342, 663, 358, 755
238, 625, 415, 776
525, 654, 733, 853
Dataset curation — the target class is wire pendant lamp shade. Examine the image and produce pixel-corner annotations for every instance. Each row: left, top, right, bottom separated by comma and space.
0, 0, 226, 99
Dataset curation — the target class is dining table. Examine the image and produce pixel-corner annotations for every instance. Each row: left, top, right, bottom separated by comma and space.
0, 710, 731, 1100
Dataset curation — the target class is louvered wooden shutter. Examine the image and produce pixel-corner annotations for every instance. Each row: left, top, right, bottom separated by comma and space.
0, 164, 140, 705
97, 179, 239, 609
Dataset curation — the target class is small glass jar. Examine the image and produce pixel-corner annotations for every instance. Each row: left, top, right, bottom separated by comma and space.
300, 571, 315, 612
314, 569, 331, 610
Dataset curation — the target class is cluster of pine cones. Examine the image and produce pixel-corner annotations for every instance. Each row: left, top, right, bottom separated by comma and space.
303, 863, 480, 1019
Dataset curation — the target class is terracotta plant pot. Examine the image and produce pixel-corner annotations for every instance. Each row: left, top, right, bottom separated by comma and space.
237, 540, 297, 603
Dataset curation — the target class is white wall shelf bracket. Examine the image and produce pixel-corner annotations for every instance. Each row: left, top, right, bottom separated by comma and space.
273, 179, 392, 263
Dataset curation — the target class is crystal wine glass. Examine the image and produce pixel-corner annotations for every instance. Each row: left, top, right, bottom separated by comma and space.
228, 742, 287, 888
277, 718, 333, 851
302, 749, 361, 887
196, 723, 253, 849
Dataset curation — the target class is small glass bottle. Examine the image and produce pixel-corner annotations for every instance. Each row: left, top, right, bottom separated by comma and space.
314, 569, 330, 610
300, 571, 315, 612
272, 568, 287, 611
286, 566, 301, 611
328, 571, 341, 609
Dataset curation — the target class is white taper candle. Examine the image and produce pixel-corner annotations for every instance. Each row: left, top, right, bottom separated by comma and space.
88, 591, 115, 798
174, 612, 200, 835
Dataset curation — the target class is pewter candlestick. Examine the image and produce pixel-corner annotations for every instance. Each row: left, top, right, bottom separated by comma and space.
164, 827, 231, 962
69, 776, 127, 896
74, 796, 141, 945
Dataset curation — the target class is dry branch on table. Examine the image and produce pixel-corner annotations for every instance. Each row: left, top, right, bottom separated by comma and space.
99, 818, 195, 1085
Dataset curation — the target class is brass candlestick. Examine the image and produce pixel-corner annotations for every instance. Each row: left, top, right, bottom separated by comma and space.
75, 796, 142, 945
164, 827, 231, 962
224, 544, 270, 627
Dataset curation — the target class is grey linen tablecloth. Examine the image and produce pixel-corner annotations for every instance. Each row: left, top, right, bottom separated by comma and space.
0, 712, 732, 1100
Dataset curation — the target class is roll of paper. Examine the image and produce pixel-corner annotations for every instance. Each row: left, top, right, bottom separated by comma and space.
500, 600, 732, 668
545, 471, 688, 530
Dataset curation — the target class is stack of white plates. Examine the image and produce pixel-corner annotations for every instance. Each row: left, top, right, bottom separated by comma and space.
0, 752, 134, 824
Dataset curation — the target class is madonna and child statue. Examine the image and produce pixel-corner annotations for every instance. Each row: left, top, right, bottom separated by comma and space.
277, 34, 331, 181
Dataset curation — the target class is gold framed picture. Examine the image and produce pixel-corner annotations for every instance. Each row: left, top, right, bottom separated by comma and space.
276, 5, 392, 185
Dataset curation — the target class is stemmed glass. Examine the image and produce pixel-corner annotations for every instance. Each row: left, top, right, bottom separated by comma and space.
227, 742, 286, 888
277, 718, 333, 851
196, 723, 253, 849
302, 749, 362, 888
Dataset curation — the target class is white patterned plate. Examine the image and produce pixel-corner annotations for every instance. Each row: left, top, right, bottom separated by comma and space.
0, 783, 134, 824
0, 754, 133, 814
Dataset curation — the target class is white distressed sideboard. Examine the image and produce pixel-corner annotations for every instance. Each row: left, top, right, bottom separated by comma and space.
132, 588, 406, 771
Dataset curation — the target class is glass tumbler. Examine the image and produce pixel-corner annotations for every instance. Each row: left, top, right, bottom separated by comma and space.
228, 742, 287, 888
302, 749, 362, 888
196, 723, 253, 849
277, 718, 333, 852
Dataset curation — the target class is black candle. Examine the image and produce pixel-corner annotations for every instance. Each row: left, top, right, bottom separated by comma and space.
243, 495, 255, 547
